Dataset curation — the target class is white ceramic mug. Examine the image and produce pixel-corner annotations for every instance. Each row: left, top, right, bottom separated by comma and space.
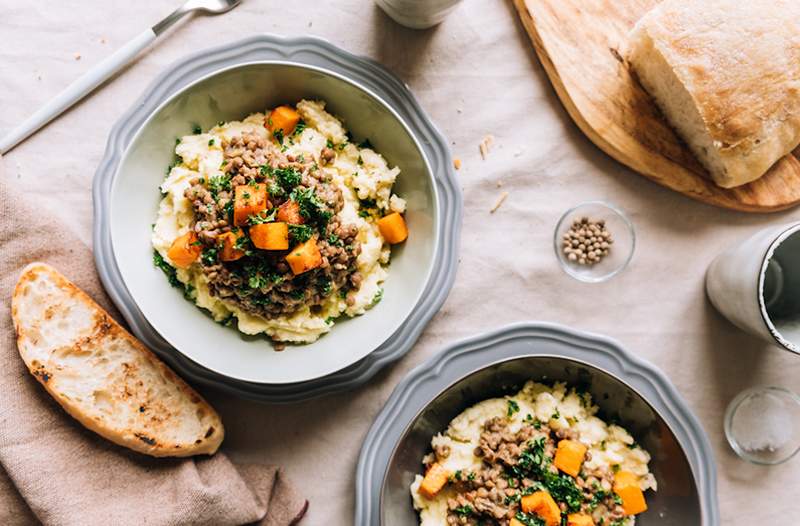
375, 0, 464, 29
706, 222, 800, 354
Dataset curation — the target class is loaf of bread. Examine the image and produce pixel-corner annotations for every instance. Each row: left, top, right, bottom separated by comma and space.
627, 0, 800, 188
11, 263, 224, 457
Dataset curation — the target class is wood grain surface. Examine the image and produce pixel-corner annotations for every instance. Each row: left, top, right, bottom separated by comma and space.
513, 0, 800, 212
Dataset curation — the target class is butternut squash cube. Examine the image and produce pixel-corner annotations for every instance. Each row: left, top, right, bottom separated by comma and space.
267, 105, 301, 137
520, 491, 561, 526
218, 229, 246, 262
613, 471, 648, 515
233, 183, 268, 226
167, 231, 201, 268
554, 439, 587, 478
285, 237, 322, 275
250, 222, 289, 251
509, 519, 525, 526
567, 513, 594, 526
277, 200, 304, 225
377, 212, 408, 244
418, 462, 450, 499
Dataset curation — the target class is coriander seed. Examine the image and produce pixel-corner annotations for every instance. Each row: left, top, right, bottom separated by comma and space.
562, 217, 613, 266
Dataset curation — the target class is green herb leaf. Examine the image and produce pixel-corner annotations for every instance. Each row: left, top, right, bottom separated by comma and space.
507, 399, 520, 417
289, 224, 314, 244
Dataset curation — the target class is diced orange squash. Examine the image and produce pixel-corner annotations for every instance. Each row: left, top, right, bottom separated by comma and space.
285, 237, 322, 275
377, 212, 408, 244
250, 222, 289, 250
167, 231, 201, 268
520, 491, 561, 526
418, 462, 450, 499
567, 513, 594, 526
233, 183, 268, 226
277, 200, 304, 225
509, 519, 525, 526
218, 229, 246, 262
613, 471, 648, 515
554, 439, 587, 478
267, 105, 301, 136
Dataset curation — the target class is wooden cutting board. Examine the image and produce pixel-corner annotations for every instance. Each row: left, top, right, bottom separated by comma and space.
513, 0, 800, 212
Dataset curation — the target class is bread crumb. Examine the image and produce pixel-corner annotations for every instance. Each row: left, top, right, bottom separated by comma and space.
100, 37, 107, 44
73, 52, 81, 60
490, 191, 508, 214
496, 180, 503, 188
453, 158, 462, 170
479, 135, 495, 160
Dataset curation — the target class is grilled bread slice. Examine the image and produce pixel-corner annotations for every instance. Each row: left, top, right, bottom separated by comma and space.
11, 263, 223, 457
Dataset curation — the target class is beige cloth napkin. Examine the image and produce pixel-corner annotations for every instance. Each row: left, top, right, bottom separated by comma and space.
0, 179, 308, 525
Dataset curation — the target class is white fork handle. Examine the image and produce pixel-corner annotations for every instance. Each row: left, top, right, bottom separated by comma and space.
0, 29, 156, 155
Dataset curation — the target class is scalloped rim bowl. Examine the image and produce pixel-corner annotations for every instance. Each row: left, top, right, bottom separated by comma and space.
93, 35, 462, 395
355, 322, 720, 525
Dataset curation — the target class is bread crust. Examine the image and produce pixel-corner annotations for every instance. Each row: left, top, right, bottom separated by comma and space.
11, 262, 224, 457
628, 0, 800, 187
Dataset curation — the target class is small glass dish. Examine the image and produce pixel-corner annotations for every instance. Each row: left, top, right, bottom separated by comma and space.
725, 386, 800, 465
553, 201, 635, 283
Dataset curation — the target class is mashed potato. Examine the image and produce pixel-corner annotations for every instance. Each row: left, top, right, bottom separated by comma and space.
410, 381, 657, 526
152, 100, 404, 343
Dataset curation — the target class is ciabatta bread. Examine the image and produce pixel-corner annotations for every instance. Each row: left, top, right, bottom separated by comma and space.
11, 263, 224, 457
627, 0, 800, 188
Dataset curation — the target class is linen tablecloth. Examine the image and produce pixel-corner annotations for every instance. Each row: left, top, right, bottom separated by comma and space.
2, 1, 798, 523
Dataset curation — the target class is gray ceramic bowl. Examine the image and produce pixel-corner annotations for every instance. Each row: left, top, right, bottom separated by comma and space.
356, 323, 719, 525
94, 36, 462, 397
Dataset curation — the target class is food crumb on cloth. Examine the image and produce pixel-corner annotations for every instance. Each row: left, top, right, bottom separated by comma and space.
478, 134, 494, 160
73, 52, 81, 60
453, 158, 461, 170
490, 191, 508, 213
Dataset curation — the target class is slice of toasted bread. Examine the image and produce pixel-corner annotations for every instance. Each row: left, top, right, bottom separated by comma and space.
11, 262, 224, 457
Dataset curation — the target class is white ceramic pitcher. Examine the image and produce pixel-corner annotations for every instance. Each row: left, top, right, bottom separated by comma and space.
375, 0, 464, 29
706, 222, 800, 354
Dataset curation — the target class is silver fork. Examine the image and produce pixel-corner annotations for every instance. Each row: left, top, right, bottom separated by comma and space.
0, 0, 241, 155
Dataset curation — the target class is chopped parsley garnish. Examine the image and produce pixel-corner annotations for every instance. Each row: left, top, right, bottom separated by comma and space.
208, 138, 215, 146
201, 247, 218, 266
327, 233, 343, 246
467, 471, 476, 481
153, 250, 181, 288
370, 288, 384, 307
289, 224, 314, 244
454, 505, 473, 517
358, 138, 374, 149
270, 166, 302, 192
273, 129, 285, 145
207, 174, 231, 197
507, 399, 520, 417
453, 470, 462, 481
293, 119, 307, 136
551, 409, 561, 420
175, 138, 181, 146
326, 138, 334, 149
514, 512, 546, 526
192, 124, 202, 134
357, 155, 364, 165
290, 186, 332, 226
318, 277, 333, 296
247, 208, 278, 226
